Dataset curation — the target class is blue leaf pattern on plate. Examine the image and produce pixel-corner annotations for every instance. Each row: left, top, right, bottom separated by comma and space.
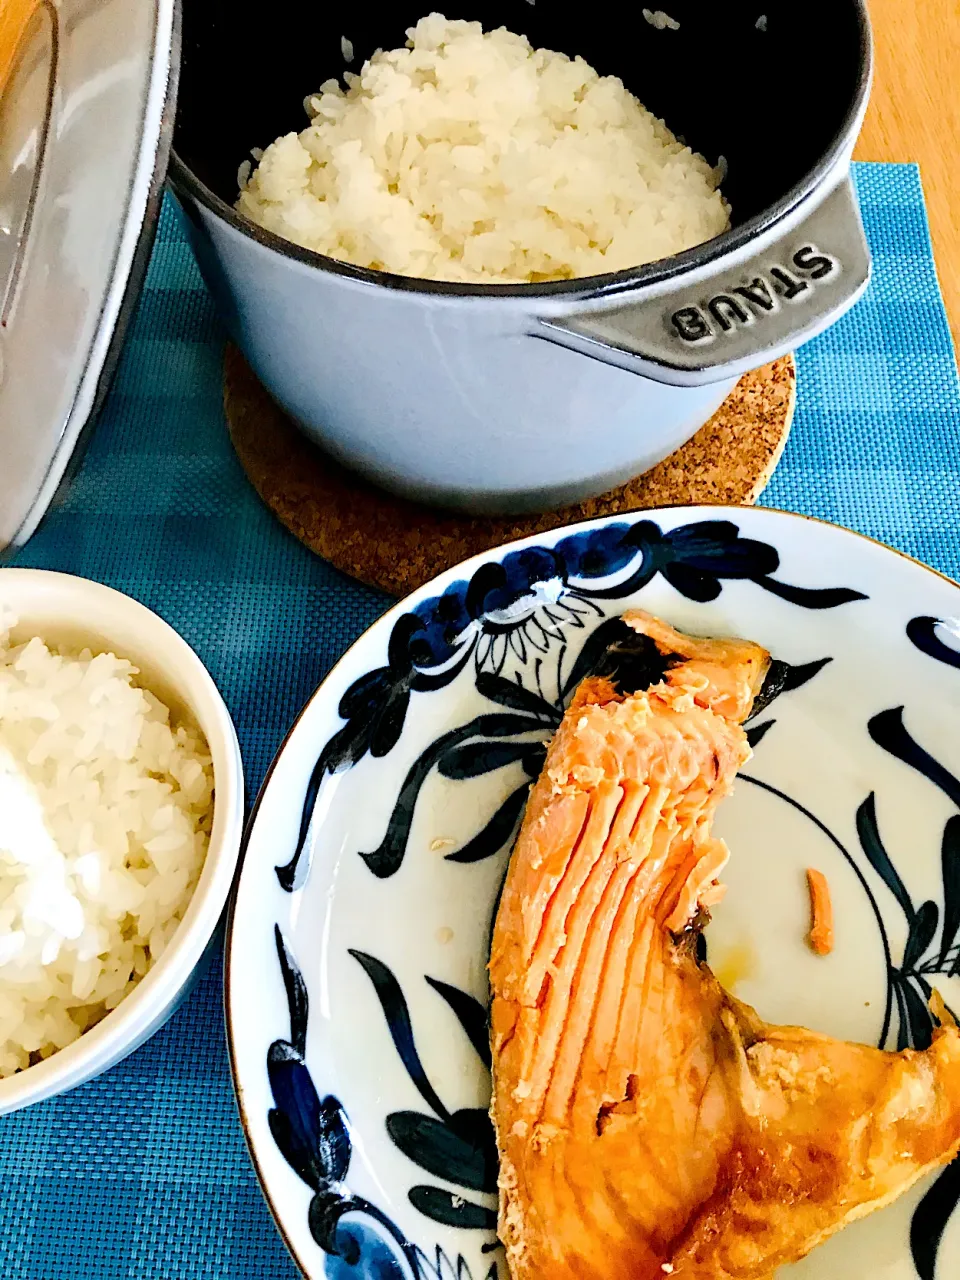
275, 518, 866, 890
269, 932, 493, 1278
264, 514, 960, 1279
907, 616, 960, 672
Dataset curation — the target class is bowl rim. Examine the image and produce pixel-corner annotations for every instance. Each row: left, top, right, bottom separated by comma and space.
0, 567, 245, 1113
167, 0, 872, 304
222, 502, 959, 1279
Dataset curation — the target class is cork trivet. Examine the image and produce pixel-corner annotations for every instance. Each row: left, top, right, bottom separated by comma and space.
224, 346, 795, 597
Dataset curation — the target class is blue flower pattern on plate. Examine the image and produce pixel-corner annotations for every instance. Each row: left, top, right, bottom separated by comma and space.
275, 519, 865, 892
263, 515, 960, 1279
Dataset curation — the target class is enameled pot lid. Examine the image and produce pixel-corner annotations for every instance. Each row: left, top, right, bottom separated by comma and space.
0, 0, 178, 552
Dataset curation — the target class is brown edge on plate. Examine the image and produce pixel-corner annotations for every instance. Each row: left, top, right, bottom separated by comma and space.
222, 504, 960, 1279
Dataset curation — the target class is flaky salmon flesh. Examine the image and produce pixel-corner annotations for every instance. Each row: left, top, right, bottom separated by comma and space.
489, 610, 960, 1280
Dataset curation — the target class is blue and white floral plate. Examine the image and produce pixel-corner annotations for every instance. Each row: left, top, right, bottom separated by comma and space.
227, 507, 960, 1280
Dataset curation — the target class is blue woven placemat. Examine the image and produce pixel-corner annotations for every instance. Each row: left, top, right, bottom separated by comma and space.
2, 161, 958, 1279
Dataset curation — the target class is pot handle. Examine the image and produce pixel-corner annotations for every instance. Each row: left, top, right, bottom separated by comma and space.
533, 176, 871, 387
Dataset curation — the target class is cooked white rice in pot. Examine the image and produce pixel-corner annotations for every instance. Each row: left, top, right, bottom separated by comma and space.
236, 14, 730, 283
0, 615, 213, 1077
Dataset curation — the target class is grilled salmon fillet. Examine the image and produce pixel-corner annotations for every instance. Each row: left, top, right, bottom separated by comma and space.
489, 609, 960, 1280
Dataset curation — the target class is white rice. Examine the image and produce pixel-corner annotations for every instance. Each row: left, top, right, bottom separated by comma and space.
642, 9, 680, 30
0, 616, 213, 1077
236, 13, 729, 283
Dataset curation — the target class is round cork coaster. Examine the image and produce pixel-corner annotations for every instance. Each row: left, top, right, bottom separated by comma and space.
224, 347, 796, 597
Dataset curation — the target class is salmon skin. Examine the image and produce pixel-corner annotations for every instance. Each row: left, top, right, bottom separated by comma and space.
489, 610, 960, 1280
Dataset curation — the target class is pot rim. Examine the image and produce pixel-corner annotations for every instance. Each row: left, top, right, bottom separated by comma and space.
168, 0, 871, 303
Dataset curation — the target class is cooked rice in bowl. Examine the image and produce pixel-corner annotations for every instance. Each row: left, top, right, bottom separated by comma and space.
0, 614, 213, 1077
236, 13, 730, 283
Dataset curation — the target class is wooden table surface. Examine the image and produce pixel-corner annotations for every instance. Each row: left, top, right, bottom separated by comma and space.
856, 0, 960, 347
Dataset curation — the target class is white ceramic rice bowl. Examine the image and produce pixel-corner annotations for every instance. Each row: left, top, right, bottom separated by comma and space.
0, 568, 244, 1114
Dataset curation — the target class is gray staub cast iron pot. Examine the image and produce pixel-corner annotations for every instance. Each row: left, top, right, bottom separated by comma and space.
170, 0, 873, 515
0, 0, 179, 552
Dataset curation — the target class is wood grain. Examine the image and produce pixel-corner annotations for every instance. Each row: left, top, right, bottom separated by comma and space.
856, 0, 960, 346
